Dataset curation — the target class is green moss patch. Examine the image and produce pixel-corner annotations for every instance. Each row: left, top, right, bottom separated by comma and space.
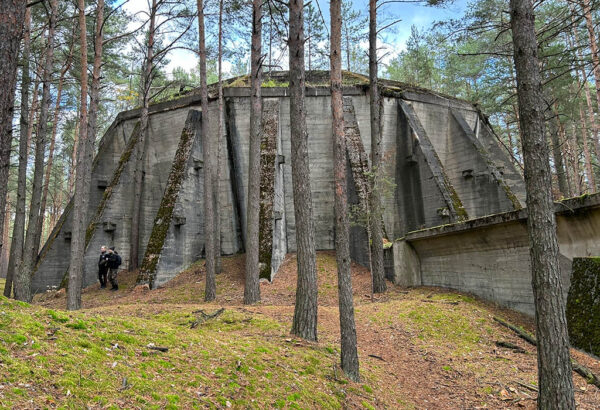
0, 296, 349, 409
567, 258, 600, 356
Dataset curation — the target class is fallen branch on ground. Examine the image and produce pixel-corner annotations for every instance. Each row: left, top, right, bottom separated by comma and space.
421, 299, 459, 305
514, 380, 538, 392
493, 317, 536, 346
147, 345, 169, 352
495, 341, 526, 353
368, 354, 385, 361
494, 316, 600, 389
572, 361, 600, 388
191, 308, 225, 328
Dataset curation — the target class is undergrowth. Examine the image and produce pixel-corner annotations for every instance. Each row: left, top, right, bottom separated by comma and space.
0, 296, 366, 409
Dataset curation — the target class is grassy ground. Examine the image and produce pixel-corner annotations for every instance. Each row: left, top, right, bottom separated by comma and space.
1, 252, 599, 409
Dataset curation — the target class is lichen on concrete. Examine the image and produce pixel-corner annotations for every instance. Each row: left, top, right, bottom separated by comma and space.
567, 257, 600, 356
258, 100, 280, 280
59, 122, 142, 288
85, 122, 142, 248
138, 110, 200, 287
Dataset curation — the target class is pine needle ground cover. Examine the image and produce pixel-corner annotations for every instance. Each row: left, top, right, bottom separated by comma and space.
0, 252, 598, 408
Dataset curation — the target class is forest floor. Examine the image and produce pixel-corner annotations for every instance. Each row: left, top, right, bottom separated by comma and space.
1, 251, 599, 408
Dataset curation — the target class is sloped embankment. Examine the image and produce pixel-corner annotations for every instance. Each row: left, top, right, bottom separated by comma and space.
11, 252, 600, 408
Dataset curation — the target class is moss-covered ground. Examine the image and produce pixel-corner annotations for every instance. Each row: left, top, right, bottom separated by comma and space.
2, 253, 599, 408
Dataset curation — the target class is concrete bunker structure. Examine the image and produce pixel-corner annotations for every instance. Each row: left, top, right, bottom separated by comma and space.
32, 71, 600, 316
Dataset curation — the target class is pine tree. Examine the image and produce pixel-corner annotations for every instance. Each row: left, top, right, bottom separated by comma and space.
244, 0, 262, 304
331, 0, 360, 381
289, 0, 318, 342
509, 0, 575, 405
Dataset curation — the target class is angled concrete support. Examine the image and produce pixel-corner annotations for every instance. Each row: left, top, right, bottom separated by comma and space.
399, 101, 468, 223
138, 110, 202, 287
451, 110, 523, 210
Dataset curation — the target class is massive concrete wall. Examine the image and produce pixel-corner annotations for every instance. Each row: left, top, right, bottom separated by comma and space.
32, 117, 138, 292
395, 195, 600, 315
34, 81, 530, 292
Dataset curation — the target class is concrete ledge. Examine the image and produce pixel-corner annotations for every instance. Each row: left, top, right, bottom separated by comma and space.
406, 192, 600, 242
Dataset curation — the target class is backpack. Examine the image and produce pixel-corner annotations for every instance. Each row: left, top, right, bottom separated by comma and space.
114, 252, 122, 267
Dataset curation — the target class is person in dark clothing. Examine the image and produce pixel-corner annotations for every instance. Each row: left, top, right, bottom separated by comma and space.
107, 247, 121, 291
98, 246, 109, 288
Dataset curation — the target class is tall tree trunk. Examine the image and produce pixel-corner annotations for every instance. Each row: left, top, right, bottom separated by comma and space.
268, 10, 273, 75
130, 0, 157, 271
307, 18, 312, 72
569, 12, 599, 188
289, 0, 318, 342
15, 0, 57, 302
331, 0, 360, 382
569, 122, 582, 194
582, 0, 600, 140
565, 25, 595, 191
67, 0, 90, 311
197, 0, 216, 301
244, 0, 262, 304
5, 8, 31, 298
37, 49, 73, 252
26, 83, 39, 157
511, 103, 523, 164
85, 0, 104, 228
344, 24, 351, 71
0, 0, 26, 260
68, 106, 80, 196
558, 121, 573, 196
215, 0, 225, 274
0, 198, 10, 280
369, 0, 386, 294
579, 106, 595, 190
549, 111, 569, 197
509, 0, 575, 407
505, 114, 514, 156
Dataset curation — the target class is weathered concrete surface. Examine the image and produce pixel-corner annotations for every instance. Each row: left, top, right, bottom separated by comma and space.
35, 72, 545, 301
401, 194, 600, 315
392, 239, 421, 286
139, 110, 204, 287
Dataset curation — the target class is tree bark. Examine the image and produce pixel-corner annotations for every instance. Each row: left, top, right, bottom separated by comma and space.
130, 0, 157, 272
197, 0, 216, 301
289, 0, 318, 342
369, 0, 386, 294
215, 0, 224, 274
15, 0, 57, 302
0, 0, 26, 261
549, 113, 568, 197
68, 105, 80, 196
569, 11, 599, 188
568, 122, 582, 195
37, 46, 73, 250
5, 8, 31, 298
331, 0, 360, 382
67, 0, 90, 311
509, 0, 575, 407
582, 0, 600, 139
0, 197, 11, 280
85, 0, 104, 223
578, 105, 595, 190
243, 0, 262, 304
